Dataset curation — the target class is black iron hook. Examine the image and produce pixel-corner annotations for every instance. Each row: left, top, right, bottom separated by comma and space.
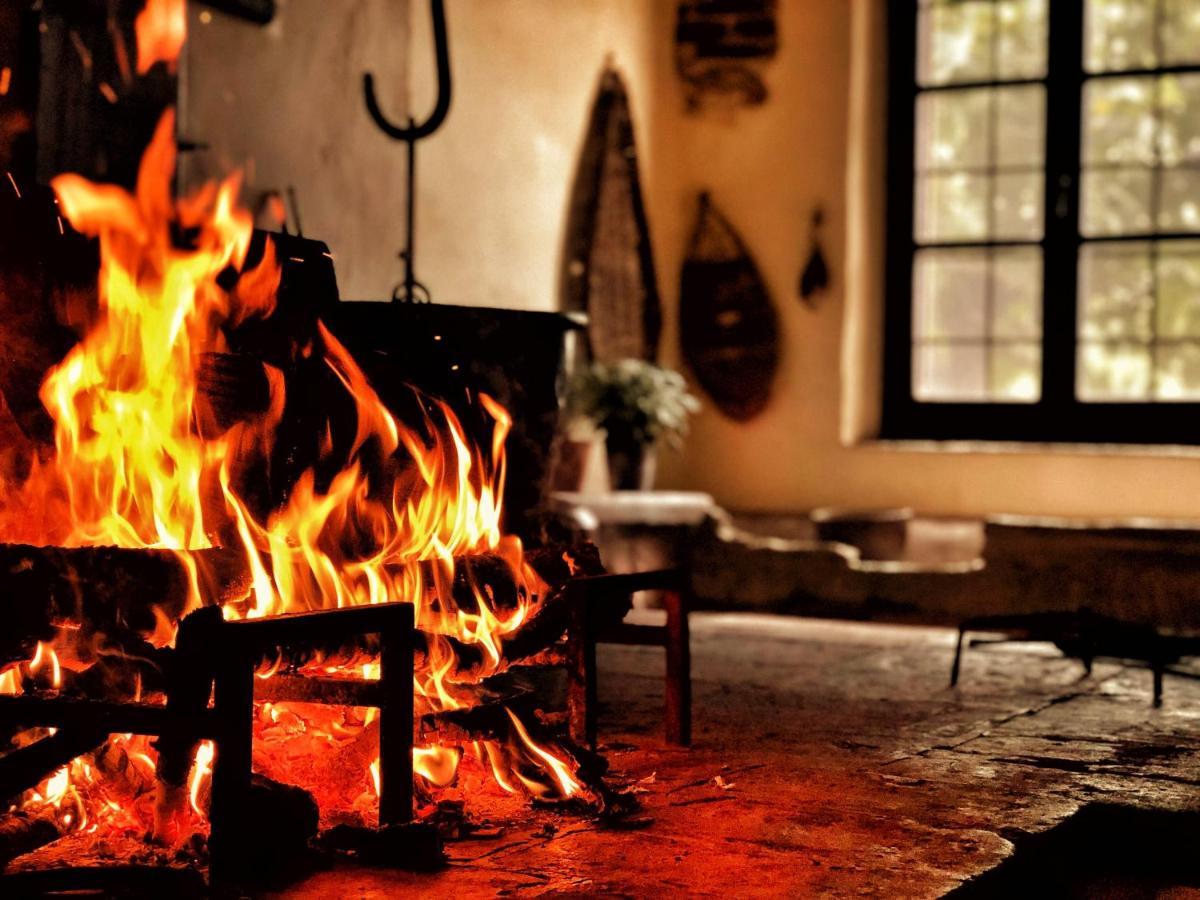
362, 0, 453, 302
363, 0, 452, 142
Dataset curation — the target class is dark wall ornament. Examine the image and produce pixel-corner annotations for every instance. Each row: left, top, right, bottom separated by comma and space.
561, 66, 661, 362
674, 0, 779, 113
680, 192, 779, 421
798, 206, 829, 307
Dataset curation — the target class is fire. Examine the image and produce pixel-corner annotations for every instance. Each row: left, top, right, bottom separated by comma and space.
135, 0, 186, 74
188, 741, 215, 817
0, 0, 589, 847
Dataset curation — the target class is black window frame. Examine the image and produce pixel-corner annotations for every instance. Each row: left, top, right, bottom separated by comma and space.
882, 0, 1200, 444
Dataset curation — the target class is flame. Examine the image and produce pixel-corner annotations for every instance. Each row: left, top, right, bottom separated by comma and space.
29, 641, 62, 689
188, 741, 215, 816
0, 0, 587, 842
413, 745, 461, 788
504, 709, 582, 799
135, 0, 186, 74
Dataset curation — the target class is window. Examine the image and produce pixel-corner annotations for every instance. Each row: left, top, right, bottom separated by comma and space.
883, 0, 1200, 443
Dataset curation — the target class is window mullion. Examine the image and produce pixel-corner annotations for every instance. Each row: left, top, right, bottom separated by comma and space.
1040, 0, 1085, 410
881, 0, 919, 433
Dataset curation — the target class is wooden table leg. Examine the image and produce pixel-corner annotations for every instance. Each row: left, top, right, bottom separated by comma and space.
664, 589, 691, 746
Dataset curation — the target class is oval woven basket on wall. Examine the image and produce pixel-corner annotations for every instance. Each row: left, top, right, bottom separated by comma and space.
679, 193, 779, 421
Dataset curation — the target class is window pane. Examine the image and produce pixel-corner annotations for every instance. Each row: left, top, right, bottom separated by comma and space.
1084, 0, 1158, 73
916, 89, 992, 171
991, 343, 1042, 401
1078, 342, 1153, 399
1156, 241, 1200, 336
992, 248, 1043, 338
1079, 242, 1155, 339
918, 2, 995, 86
995, 0, 1049, 80
913, 249, 988, 338
1162, 0, 1200, 66
916, 172, 990, 242
914, 343, 988, 400
996, 85, 1046, 168
1083, 77, 1156, 166
918, 0, 1048, 86
1158, 168, 1200, 231
993, 172, 1044, 239
1156, 342, 1200, 398
1081, 168, 1154, 236
1158, 73, 1200, 167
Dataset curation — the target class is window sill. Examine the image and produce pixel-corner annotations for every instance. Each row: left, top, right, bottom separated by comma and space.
853, 438, 1200, 460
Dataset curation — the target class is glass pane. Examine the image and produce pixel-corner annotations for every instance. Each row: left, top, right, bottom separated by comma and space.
1156, 241, 1200, 336
918, 2, 994, 87
991, 342, 1042, 401
993, 172, 1043, 240
995, 0, 1049, 80
916, 89, 992, 171
996, 85, 1046, 168
1158, 74, 1200, 166
1084, 0, 1158, 73
1162, 0, 1200, 66
992, 248, 1043, 338
1158, 168, 1200, 231
913, 249, 988, 339
914, 343, 987, 401
1078, 342, 1153, 399
1156, 342, 1200, 398
1081, 168, 1154, 236
1078, 242, 1154, 339
916, 172, 990, 242
1083, 77, 1156, 165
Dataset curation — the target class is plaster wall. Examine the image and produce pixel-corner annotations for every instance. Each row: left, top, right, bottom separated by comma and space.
651, 0, 1200, 521
407, 0, 661, 311
178, 0, 411, 300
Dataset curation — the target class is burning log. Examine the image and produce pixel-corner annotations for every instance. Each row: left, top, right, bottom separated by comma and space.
0, 728, 107, 803
0, 809, 66, 867
432, 552, 521, 615
411, 544, 610, 681
417, 693, 535, 746
0, 544, 250, 666
242, 773, 320, 870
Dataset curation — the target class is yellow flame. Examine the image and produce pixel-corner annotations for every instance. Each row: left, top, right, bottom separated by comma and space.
188, 741, 214, 816
505, 709, 582, 799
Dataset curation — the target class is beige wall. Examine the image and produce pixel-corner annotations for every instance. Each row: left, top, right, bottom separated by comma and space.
408, 0, 661, 311
652, 0, 1200, 522
179, 0, 410, 300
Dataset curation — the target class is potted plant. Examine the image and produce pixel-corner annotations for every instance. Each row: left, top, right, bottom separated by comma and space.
566, 359, 700, 490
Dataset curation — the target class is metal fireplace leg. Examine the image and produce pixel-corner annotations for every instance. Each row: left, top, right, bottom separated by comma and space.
664, 589, 691, 747
378, 605, 414, 826
950, 628, 966, 687
566, 588, 599, 749
208, 650, 255, 882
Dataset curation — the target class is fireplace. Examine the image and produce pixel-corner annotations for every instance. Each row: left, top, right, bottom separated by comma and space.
0, 6, 660, 891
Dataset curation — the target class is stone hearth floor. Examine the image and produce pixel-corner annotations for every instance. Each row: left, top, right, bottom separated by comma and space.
275, 613, 1200, 898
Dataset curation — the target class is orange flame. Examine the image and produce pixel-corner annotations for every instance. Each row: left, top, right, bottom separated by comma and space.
135, 0, 186, 74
